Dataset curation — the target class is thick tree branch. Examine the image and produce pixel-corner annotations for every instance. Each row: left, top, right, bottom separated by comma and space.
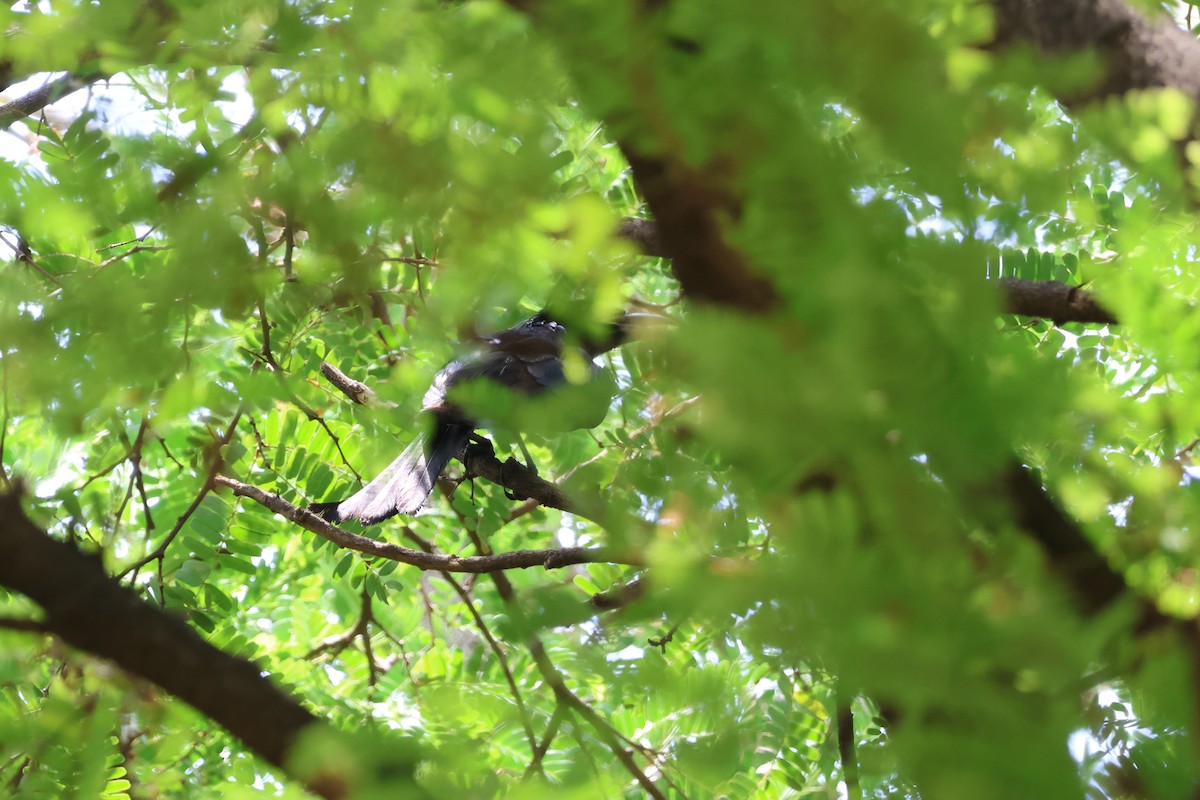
0, 491, 337, 796
461, 438, 582, 516
215, 475, 643, 572
618, 202, 1149, 620
618, 216, 1118, 325
991, 0, 1200, 108
999, 277, 1117, 325
1003, 465, 1134, 615
560, 33, 1149, 646
618, 151, 779, 312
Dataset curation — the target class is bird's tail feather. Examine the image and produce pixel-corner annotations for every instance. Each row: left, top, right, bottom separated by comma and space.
310, 421, 471, 525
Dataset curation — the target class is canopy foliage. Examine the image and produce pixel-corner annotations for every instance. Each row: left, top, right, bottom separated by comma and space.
2, 0, 1199, 798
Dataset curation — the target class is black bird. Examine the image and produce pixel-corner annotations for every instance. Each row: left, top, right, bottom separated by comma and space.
311, 311, 639, 525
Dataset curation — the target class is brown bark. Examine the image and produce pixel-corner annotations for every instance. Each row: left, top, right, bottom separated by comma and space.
0, 492, 336, 794
619, 151, 779, 312
215, 476, 644, 572
991, 0, 1200, 107
999, 277, 1118, 324
617, 217, 1120, 325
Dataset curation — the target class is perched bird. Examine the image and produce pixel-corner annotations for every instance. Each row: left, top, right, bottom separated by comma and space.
311, 311, 642, 525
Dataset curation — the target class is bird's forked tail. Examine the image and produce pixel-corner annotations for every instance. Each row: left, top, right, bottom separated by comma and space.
310, 420, 471, 525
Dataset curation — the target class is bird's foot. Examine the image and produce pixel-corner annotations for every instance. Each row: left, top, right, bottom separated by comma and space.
462, 434, 494, 478
502, 457, 533, 501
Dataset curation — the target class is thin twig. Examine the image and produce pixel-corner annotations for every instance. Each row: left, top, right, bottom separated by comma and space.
77, 452, 130, 491
647, 619, 680, 653
283, 217, 295, 280
0, 230, 59, 287
380, 256, 439, 267
359, 594, 382, 688
257, 300, 280, 372
97, 227, 158, 251
305, 584, 372, 659
522, 703, 566, 779
127, 418, 154, 532
118, 414, 242, 585
254, 350, 361, 482
590, 576, 648, 612
449, 500, 669, 799
306, 584, 383, 685
246, 334, 361, 479
96, 245, 171, 270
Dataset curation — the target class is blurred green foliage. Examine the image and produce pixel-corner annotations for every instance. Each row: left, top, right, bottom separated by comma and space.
1, 0, 1199, 798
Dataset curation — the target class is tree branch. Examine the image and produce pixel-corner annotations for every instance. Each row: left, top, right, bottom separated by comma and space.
531, 6, 1183, 743
836, 687, 863, 800
1002, 465, 1132, 615
0, 491, 335, 795
118, 413, 242, 583
990, 0, 1200, 109
0, 615, 46, 633
617, 216, 1119, 325
0, 73, 99, 131
461, 438, 583, 517
588, 576, 647, 612
618, 152, 779, 313
999, 277, 1118, 325
617, 212, 1151, 622
215, 475, 643, 572
1001, 465, 1179, 641
319, 361, 395, 408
